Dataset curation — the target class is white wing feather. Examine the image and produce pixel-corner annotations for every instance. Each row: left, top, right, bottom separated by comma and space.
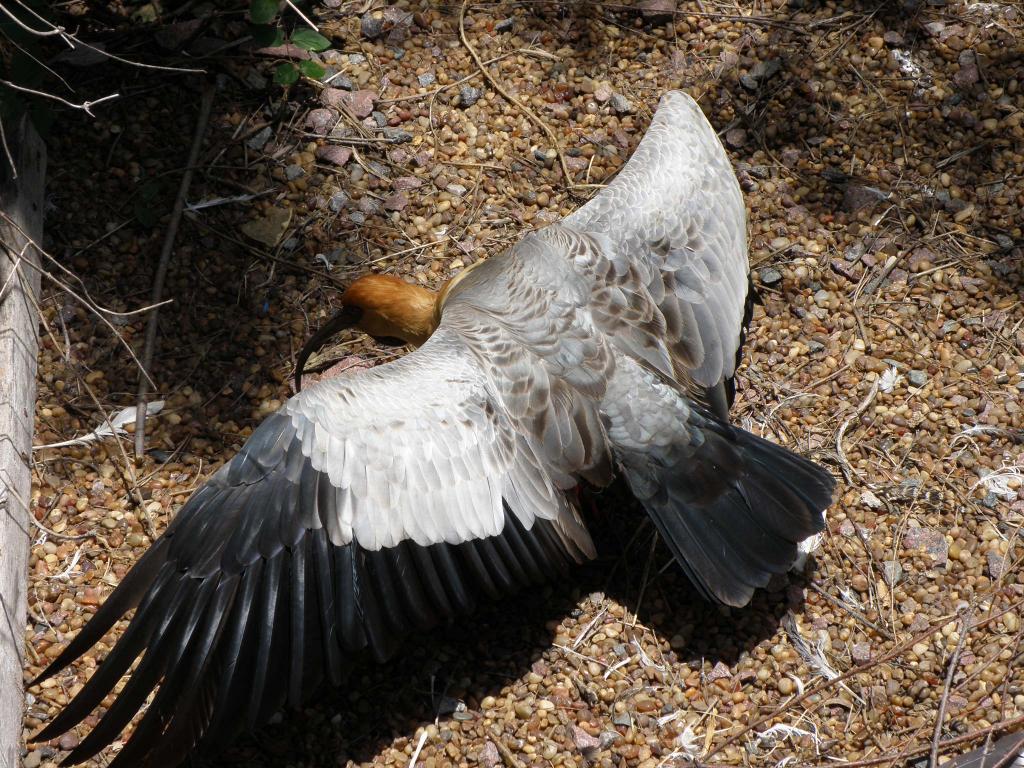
565, 91, 748, 388
284, 327, 587, 553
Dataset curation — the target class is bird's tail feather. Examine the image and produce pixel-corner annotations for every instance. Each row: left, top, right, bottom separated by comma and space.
619, 415, 834, 607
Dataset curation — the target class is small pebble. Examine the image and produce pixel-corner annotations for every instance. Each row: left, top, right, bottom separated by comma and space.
246, 125, 273, 150
458, 85, 481, 108
360, 10, 385, 39
609, 93, 633, 113
851, 642, 873, 665
882, 560, 903, 586
328, 191, 347, 213
908, 370, 928, 387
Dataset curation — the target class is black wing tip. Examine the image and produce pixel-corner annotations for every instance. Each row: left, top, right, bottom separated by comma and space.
631, 414, 836, 607
32, 493, 586, 765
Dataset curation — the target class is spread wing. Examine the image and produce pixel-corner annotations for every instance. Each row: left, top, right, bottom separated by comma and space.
565, 90, 750, 416
30, 328, 595, 768
32, 89, 795, 767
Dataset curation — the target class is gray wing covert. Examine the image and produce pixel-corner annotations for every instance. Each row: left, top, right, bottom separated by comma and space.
442, 235, 616, 488
565, 90, 750, 412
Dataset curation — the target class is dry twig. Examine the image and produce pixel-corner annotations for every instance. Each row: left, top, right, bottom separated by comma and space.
810, 713, 1024, 768
0, 212, 158, 387
0, 80, 118, 116
134, 81, 216, 457
930, 611, 972, 768
487, 726, 527, 768
835, 379, 879, 483
457, 0, 584, 193
283, 0, 318, 30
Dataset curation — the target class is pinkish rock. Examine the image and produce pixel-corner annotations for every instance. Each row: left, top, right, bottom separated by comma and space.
572, 725, 602, 752
393, 176, 424, 191
639, 0, 676, 24
947, 693, 968, 714
255, 43, 311, 60
383, 192, 409, 211
910, 613, 930, 632
58, 733, 81, 751
707, 660, 732, 682
480, 740, 500, 768
320, 87, 346, 108
321, 88, 377, 118
726, 128, 748, 148
954, 49, 979, 88
907, 246, 935, 271
988, 550, 1006, 579
842, 184, 888, 213
345, 89, 377, 118
905, 527, 948, 563
851, 642, 872, 665
315, 145, 352, 166
306, 108, 337, 136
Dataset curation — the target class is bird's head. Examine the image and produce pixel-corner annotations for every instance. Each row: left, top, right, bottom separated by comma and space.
294, 274, 440, 391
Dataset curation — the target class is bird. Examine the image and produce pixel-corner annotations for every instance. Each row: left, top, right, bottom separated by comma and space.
30, 91, 835, 767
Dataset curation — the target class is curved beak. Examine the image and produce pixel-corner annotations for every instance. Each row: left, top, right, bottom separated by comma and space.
294, 305, 363, 392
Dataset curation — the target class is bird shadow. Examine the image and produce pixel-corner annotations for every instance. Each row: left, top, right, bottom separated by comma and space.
204, 484, 814, 768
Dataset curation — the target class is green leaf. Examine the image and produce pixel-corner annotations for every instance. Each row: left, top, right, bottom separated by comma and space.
274, 62, 299, 86
298, 60, 326, 79
251, 23, 284, 48
290, 28, 330, 52
249, 0, 279, 24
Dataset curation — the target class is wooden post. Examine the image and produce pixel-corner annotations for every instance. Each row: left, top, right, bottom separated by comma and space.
0, 112, 45, 768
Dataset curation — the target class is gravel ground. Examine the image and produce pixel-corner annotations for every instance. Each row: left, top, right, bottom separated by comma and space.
21, 1, 1024, 766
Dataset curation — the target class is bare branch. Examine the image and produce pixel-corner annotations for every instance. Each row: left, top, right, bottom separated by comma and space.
66, 38, 206, 74
7, 0, 204, 74
0, 2, 65, 37
6, 33, 72, 92
135, 81, 217, 457
0, 213, 158, 388
0, 80, 119, 116
284, 0, 319, 31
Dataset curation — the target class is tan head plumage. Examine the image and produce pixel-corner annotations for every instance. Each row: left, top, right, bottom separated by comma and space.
341, 274, 440, 347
